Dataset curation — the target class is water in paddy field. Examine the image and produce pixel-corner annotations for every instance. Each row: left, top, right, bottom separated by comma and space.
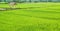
0, 3, 60, 31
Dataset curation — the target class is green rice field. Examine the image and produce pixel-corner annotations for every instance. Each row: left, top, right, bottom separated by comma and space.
0, 2, 60, 31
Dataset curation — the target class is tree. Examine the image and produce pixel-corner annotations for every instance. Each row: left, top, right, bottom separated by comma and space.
0, 0, 2, 2
48, 0, 52, 2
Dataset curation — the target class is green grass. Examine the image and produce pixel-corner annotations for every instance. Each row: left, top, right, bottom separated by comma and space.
0, 3, 60, 31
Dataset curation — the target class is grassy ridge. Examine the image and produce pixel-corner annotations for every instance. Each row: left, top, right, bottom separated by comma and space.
0, 3, 60, 31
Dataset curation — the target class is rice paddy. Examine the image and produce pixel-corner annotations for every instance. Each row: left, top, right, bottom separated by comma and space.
0, 2, 60, 31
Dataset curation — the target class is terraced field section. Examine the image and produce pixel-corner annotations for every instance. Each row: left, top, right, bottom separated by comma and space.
0, 3, 60, 31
